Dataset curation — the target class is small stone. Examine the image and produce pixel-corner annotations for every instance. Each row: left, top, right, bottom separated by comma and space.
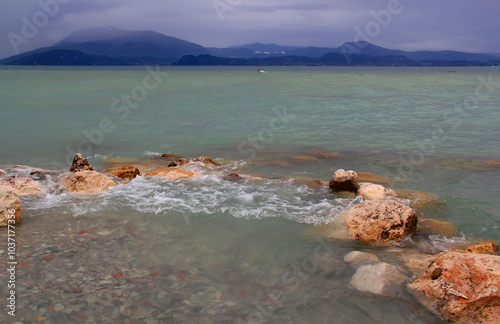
350, 262, 408, 297
54, 304, 64, 312
70, 153, 94, 172
329, 169, 359, 193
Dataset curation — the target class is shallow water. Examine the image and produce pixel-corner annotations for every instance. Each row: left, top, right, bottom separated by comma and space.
1, 66, 499, 323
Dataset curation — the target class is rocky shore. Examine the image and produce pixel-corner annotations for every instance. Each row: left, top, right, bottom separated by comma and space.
1, 153, 499, 323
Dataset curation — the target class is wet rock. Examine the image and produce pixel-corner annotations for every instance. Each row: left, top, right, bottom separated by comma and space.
103, 165, 140, 179
0, 193, 21, 226
70, 153, 94, 172
350, 262, 408, 298
0, 169, 6, 176
398, 253, 437, 276
395, 189, 439, 208
142, 168, 204, 179
288, 155, 318, 162
344, 251, 380, 267
417, 219, 458, 238
345, 199, 418, 242
409, 251, 500, 323
0, 175, 44, 195
329, 169, 359, 193
357, 172, 393, 183
485, 160, 500, 167
168, 157, 220, 167
465, 241, 500, 255
161, 153, 183, 159
61, 171, 117, 194
358, 182, 390, 200
304, 149, 342, 158
222, 173, 244, 182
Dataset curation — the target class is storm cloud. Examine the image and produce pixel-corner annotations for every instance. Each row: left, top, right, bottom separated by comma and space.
1, 0, 499, 59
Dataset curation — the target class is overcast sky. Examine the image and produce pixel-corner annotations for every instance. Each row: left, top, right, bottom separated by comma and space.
1, 0, 499, 59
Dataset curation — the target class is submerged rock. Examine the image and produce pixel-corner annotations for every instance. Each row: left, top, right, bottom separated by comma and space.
70, 153, 94, 172
61, 171, 117, 194
0, 175, 44, 195
167, 157, 220, 167
395, 189, 439, 208
329, 169, 359, 193
417, 219, 458, 238
288, 155, 318, 162
357, 172, 393, 183
345, 199, 418, 242
344, 251, 380, 267
0, 194, 21, 226
350, 262, 408, 298
409, 251, 500, 323
142, 168, 204, 179
222, 173, 245, 182
103, 165, 140, 179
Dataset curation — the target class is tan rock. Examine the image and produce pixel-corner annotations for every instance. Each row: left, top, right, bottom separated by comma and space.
358, 182, 388, 200
345, 199, 418, 242
0, 176, 44, 195
70, 153, 94, 172
142, 168, 204, 180
0, 194, 21, 226
417, 219, 458, 238
399, 253, 438, 276
168, 156, 220, 167
103, 165, 140, 179
0, 169, 6, 176
395, 189, 439, 208
350, 262, 408, 297
303, 149, 342, 158
61, 171, 117, 194
104, 157, 141, 165
409, 251, 500, 323
357, 172, 393, 183
465, 241, 499, 255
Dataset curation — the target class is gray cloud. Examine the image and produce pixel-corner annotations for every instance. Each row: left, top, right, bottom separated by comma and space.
1, 0, 499, 59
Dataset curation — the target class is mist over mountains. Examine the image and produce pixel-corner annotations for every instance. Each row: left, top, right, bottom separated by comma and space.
2, 26, 499, 66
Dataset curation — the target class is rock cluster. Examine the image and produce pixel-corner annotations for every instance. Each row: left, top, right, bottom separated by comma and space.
0, 175, 44, 195
142, 168, 204, 179
168, 157, 221, 167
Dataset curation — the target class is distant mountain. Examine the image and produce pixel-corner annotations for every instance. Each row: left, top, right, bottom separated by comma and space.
0, 26, 208, 64
1, 27, 499, 66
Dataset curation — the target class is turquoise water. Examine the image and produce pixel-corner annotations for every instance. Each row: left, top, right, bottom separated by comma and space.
1, 66, 499, 323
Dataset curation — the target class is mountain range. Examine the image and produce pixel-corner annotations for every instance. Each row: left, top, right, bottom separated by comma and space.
1, 26, 499, 66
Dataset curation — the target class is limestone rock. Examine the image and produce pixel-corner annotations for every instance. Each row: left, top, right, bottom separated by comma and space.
344, 251, 380, 267
329, 169, 359, 193
350, 262, 408, 297
142, 168, 204, 179
161, 153, 183, 159
417, 219, 458, 238
70, 153, 94, 172
168, 157, 220, 167
0, 176, 44, 195
409, 251, 500, 323
61, 171, 117, 194
465, 241, 499, 255
103, 165, 140, 179
0, 194, 21, 226
0, 169, 7, 176
358, 182, 389, 200
345, 199, 418, 242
